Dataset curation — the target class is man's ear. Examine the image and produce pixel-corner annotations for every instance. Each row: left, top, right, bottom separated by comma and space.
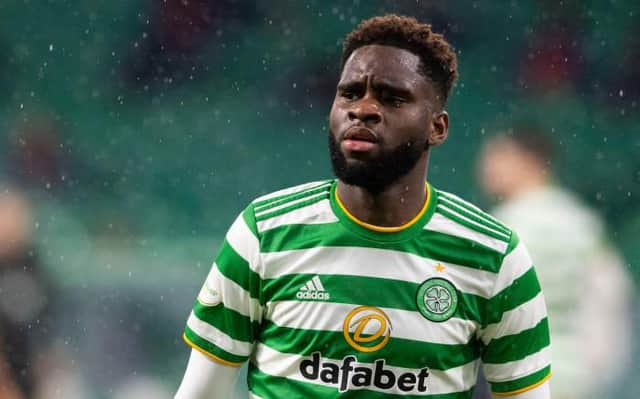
427, 111, 449, 146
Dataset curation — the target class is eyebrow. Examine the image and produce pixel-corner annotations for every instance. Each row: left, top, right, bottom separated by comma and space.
337, 79, 413, 95
336, 81, 364, 92
371, 80, 413, 96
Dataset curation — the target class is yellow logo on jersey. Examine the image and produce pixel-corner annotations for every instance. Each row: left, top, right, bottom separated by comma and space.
342, 306, 392, 352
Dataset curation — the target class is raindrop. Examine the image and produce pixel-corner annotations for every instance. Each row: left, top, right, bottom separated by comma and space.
48, 44, 53, 51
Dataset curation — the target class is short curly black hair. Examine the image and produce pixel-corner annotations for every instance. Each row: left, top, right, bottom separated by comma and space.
341, 14, 458, 107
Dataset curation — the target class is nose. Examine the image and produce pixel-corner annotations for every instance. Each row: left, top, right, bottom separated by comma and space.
348, 96, 382, 125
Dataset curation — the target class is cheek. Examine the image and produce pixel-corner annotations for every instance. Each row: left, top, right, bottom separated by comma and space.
388, 109, 430, 141
328, 100, 343, 133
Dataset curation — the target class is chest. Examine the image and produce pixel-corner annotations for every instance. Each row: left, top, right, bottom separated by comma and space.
259, 246, 485, 349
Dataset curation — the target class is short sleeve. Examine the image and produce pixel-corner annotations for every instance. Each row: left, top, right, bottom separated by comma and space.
479, 233, 552, 396
183, 206, 263, 366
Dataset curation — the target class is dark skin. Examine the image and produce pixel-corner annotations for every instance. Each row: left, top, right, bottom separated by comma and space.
329, 44, 449, 227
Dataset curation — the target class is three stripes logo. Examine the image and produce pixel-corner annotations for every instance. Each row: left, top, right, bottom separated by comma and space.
296, 276, 330, 301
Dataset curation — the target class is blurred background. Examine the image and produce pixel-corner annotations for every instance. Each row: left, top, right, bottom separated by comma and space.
0, 0, 637, 398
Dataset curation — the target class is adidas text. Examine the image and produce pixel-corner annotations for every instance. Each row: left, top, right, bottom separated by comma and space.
296, 291, 330, 300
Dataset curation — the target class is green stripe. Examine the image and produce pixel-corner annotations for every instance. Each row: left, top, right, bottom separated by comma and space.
484, 267, 539, 326
253, 181, 332, 210
260, 223, 503, 273
248, 366, 474, 398
259, 322, 479, 371
490, 365, 551, 394
263, 274, 484, 323
256, 193, 330, 223
436, 197, 510, 237
482, 318, 550, 363
504, 230, 520, 255
242, 206, 260, 238
184, 325, 248, 364
193, 301, 260, 343
216, 240, 262, 300
436, 191, 510, 233
435, 207, 510, 243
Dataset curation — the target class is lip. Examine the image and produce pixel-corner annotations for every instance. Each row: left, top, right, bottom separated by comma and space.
343, 126, 379, 143
341, 126, 379, 152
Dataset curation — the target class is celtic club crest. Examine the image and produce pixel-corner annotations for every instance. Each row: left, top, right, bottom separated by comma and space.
416, 278, 459, 322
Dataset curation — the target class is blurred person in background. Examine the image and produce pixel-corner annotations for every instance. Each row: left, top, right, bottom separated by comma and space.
478, 126, 633, 399
0, 184, 90, 399
0, 185, 51, 398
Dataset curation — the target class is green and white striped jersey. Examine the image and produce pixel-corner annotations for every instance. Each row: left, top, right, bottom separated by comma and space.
183, 180, 551, 398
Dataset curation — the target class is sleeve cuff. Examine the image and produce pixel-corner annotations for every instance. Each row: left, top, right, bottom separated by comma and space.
183, 330, 246, 367
491, 366, 551, 396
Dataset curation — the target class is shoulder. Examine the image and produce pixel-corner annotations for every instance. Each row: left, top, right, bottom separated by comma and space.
428, 188, 516, 255
244, 180, 337, 235
251, 180, 333, 206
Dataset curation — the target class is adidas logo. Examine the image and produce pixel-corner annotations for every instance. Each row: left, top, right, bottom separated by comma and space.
296, 276, 330, 301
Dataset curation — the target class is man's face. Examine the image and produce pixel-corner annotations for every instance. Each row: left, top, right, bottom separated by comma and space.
479, 137, 536, 199
328, 45, 437, 193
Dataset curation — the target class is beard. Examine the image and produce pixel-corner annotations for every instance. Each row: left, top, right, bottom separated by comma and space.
328, 132, 425, 194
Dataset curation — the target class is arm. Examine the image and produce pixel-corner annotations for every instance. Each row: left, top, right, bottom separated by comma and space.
176, 207, 263, 397
580, 245, 632, 385
491, 380, 550, 399
0, 339, 23, 399
480, 233, 551, 399
175, 349, 240, 399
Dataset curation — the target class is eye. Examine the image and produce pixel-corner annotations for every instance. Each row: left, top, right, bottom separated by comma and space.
385, 95, 405, 107
340, 90, 359, 101
389, 97, 405, 108
379, 89, 405, 107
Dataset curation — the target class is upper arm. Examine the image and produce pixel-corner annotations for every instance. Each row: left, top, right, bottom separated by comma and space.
492, 380, 550, 399
480, 234, 552, 397
175, 349, 241, 399
183, 207, 263, 366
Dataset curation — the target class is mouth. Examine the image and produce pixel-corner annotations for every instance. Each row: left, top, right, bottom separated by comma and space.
342, 126, 379, 152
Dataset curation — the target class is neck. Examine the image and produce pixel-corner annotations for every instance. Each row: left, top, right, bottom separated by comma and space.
336, 154, 429, 227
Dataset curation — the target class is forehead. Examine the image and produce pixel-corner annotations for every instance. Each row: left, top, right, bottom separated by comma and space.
340, 45, 425, 85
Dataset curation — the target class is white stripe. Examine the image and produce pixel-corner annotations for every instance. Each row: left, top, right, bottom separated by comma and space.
305, 281, 315, 291
491, 242, 533, 295
483, 346, 551, 382
425, 212, 509, 253
265, 300, 477, 345
248, 392, 264, 399
312, 276, 325, 291
253, 181, 331, 206
438, 195, 509, 234
253, 343, 479, 395
200, 265, 262, 322
226, 213, 261, 275
480, 292, 547, 345
255, 191, 329, 218
438, 191, 509, 230
437, 204, 510, 240
260, 246, 497, 298
187, 312, 253, 357
256, 198, 338, 232
254, 182, 332, 212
